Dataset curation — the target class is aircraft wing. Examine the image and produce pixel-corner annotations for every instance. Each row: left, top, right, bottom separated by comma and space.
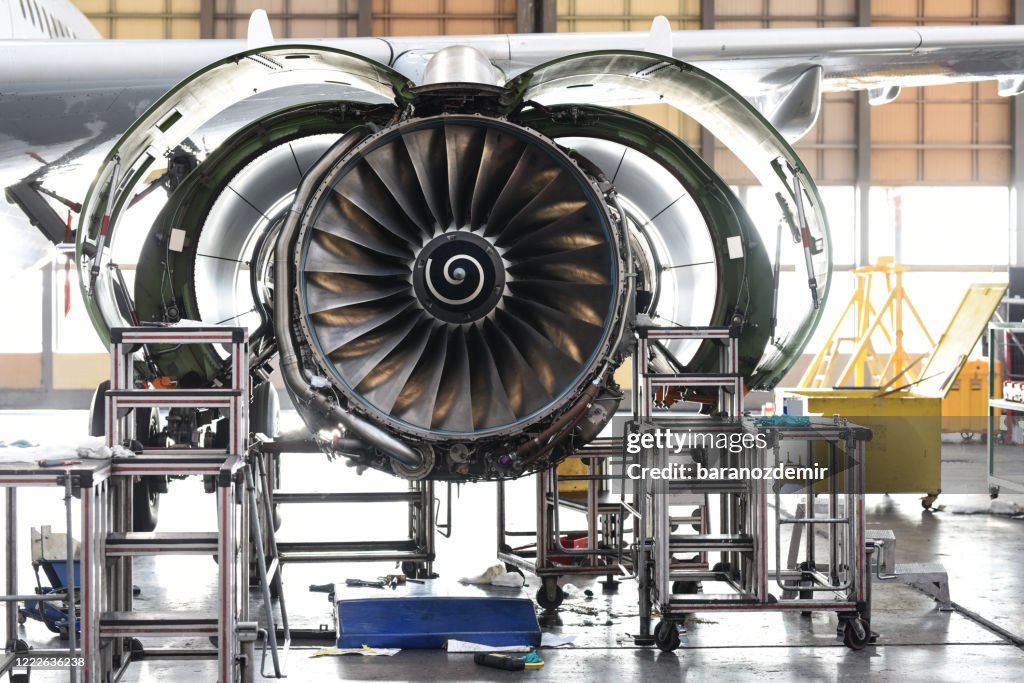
3, 23, 1024, 274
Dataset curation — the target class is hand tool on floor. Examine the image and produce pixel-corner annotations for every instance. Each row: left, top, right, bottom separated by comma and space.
474, 653, 526, 671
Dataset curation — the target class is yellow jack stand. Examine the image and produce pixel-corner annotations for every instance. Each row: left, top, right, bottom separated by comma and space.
799, 257, 934, 389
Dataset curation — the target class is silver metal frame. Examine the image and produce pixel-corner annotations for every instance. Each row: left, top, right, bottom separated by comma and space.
82, 326, 254, 682
496, 436, 638, 598
632, 324, 872, 649
987, 321, 1024, 495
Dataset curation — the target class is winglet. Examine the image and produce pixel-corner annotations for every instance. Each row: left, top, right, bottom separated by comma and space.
646, 16, 672, 57
247, 9, 274, 50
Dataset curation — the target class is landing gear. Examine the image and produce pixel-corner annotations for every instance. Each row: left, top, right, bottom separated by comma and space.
132, 476, 160, 533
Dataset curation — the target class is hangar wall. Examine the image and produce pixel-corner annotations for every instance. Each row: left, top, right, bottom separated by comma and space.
0, 0, 1014, 405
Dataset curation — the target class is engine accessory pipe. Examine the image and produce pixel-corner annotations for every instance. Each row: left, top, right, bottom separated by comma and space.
515, 381, 602, 467
274, 129, 423, 472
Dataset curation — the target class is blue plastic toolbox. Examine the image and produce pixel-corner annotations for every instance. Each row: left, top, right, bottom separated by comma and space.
336, 594, 541, 649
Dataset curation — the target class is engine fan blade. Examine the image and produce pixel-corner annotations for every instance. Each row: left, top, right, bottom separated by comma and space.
470, 128, 524, 231
311, 297, 415, 353
431, 327, 474, 432
314, 191, 415, 259
484, 145, 564, 237
467, 325, 516, 429
305, 272, 408, 312
508, 242, 613, 285
493, 307, 579, 397
357, 319, 435, 415
507, 280, 611, 327
393, 325, 449, 428
504, 296, 604, 365
501, 211, 606, 261
445, 123, 486, 228
402, 127, 452, 230
363, 139, 436, 238
331, 309, 422, 387
481, 317, 552, 418
336, 163, 425, 245
304, 231, 409, 277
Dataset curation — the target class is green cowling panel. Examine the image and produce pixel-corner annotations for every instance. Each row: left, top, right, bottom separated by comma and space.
517, 105, 771, 383
134, 102, 396, 385
508, 51, 832, 389
76, 44, 412, 361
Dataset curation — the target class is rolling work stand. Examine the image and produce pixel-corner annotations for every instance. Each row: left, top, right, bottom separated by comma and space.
496, 435, 638, 609
0, 462, 106, 683
631, 325, 875, 652
630, 324, 742, 648
81, 326, 285, 682
251, 434, 440, 642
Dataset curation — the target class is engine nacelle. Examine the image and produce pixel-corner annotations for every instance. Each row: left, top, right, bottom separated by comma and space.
75, 46, 831, 481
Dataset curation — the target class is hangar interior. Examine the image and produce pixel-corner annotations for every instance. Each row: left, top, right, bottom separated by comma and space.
0, 0, 1023, 681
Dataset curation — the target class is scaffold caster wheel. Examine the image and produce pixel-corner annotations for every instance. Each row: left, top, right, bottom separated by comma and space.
843, 618, 871, 651
401, 561, 425, 579
654, 620, 681, 653
672, 580, 700, 594
536, 579, 564, 611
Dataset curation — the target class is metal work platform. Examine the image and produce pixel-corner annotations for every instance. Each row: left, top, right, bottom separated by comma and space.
629, 325, 876, 652
0, 461, 109, 683
496, 435, 638, 609
81, 326, 284, 682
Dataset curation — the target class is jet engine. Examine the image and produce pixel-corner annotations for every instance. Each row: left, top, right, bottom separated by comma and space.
75, 46, 830, 481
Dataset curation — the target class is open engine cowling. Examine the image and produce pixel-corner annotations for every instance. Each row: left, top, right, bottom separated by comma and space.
75, 45, 831, 481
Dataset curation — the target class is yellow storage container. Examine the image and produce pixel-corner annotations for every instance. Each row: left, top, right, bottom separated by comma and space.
789, 283, 1006, 496
941, 360, 1000, 438
557, 457, 590, 493
788, 390, 941, 495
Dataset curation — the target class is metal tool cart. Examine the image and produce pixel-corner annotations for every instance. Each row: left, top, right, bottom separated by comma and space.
987, 321, 1024, 495
496, 435, 638, 610
637, 416, 874, 652
0, 460, 108, 683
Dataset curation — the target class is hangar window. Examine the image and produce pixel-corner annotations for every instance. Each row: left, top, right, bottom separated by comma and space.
868, 186, 1010, 267
55, 267, 107, 354
0, 270, 42, 353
